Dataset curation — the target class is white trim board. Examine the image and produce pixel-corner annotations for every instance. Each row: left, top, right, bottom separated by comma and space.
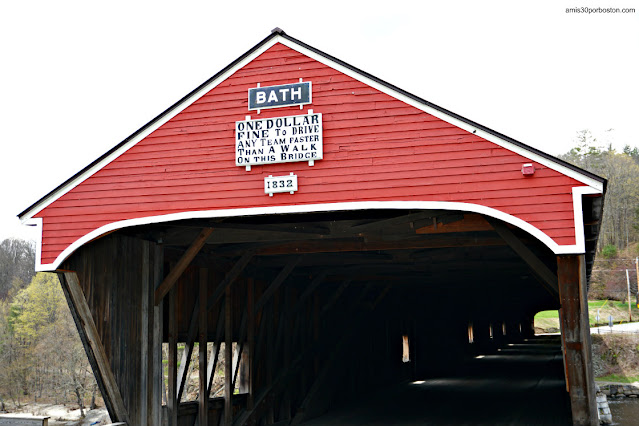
20, 33, 603, 224
33, 191, 597, 271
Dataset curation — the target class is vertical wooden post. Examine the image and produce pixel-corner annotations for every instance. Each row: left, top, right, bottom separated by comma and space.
266, 303, 275, 424
281, 285, 292, 420
140, 242, 150, 426
313, 293, 320, 375
245, 278, 255, 409
151, 244, 164, 426
168, 286, 178, 425
225, 284, 233, 425
557, 254, 598, 426
199, 269, 208, 426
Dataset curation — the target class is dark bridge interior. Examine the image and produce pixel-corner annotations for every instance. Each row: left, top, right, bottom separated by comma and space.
60, 205, 602, 425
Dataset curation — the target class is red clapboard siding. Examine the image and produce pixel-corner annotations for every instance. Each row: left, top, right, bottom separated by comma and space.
34, 42, 587, 266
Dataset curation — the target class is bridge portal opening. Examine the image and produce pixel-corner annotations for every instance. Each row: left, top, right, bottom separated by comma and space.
55, 207, 596, 424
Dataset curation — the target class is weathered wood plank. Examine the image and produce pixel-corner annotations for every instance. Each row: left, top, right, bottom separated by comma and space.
0, 416, 50, 425
557, 255, 598, 426
140, 241, 150, 426
246, 278, 255, 409
151, 244, 163, 426
224, 285, 233, 425
154, 228, 213, 305
488, 218, 559, 296
415, 213, 493, 234
292, 285, 386, 425
250, 235, 506, 256
199, 268, 208, 426
177, 295, 198, 404
255, 256, 302, 312
207, 251, 254, 309
168, 287, 178, 426
60, 272, 130, 424
294, 272, 327, 314
206, 305, 225, 398
349, 211, 438, 232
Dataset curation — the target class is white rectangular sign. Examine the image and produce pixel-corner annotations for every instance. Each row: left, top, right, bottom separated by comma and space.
235, 112, 322, 167
265, 173, 298, 196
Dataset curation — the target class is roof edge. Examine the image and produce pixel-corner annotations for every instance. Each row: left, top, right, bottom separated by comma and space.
18, 30, 281, 220
279, 32, 607, 190
19, 30, 606, 220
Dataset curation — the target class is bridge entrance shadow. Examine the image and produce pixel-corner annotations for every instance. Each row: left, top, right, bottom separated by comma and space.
302, 336, 572, 425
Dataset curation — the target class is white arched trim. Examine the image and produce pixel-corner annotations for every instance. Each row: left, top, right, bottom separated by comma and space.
31, 186, 600, 272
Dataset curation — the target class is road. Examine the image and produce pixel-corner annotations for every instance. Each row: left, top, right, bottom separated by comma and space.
591, 321, 639, 334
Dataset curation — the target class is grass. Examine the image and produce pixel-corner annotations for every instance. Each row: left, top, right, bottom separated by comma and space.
535, 310, 559, 319
595, 374, 639, 383
534, 299, 639, 333
534, 300, 639, 331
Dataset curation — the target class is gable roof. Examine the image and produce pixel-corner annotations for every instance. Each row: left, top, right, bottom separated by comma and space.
19, 28, 606, 222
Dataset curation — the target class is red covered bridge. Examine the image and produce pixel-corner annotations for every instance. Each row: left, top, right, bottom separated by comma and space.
20, 29, 605, 425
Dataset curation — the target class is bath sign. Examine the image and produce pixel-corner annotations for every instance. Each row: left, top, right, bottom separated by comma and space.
249, 81, 311, 110
235, 111, 322, 168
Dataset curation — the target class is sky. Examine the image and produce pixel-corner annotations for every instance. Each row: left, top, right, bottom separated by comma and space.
1, 1, 637, 243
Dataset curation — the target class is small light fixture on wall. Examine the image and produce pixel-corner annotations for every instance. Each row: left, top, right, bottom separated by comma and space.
521, 163, 535, 176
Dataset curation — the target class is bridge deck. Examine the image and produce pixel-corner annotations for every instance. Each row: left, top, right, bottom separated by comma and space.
302, 337, 572, 425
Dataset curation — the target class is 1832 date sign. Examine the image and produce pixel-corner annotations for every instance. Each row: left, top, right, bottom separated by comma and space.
265, 173, 298, 196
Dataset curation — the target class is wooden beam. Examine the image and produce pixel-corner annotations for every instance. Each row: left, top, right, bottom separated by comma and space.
253, 298, 271, 378
207, 251, 254, 310
224, 284, 233, 426
232, 342, 244, 391
151, 244, 163, 426
255, 256, 302, 312
415, 213, 493, 234
293, 272, 328, 315
281, 285, 292, 421
140, 242, 149, 425
320, 281, 351, 316
168, 287, 178, 426
60, 272, 130, 424
199, 269, 208, 426
291, 287, 385, 425
168, 219, 330, 235
557, 255, 598, 426
206, 304, 225, 399
154, 227, 214, 305
230, 307, 249, 392
176, 295, 198, 403
349, 211, 438, 232
487, 218, 559, 296
266, 302, 276, 424
253, 234, 505, 257
246, 278, 255, 409
235, 286, 375, 426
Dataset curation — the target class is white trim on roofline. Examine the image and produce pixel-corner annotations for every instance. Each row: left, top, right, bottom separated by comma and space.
21, 34, 602, 223
33, 191, 596, 271
276, 37, 604, 193
20, 37, 281, 222
24, 218, 43, 268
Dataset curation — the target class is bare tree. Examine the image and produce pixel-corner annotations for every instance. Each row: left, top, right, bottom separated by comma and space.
0, 238, 35, 299
560, 131, 639, 251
